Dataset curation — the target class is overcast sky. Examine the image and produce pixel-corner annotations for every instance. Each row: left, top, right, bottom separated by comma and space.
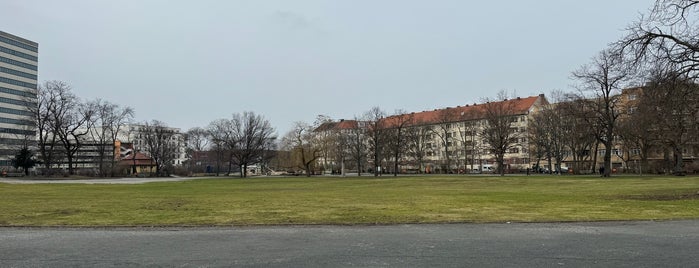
1, 1, 653, 135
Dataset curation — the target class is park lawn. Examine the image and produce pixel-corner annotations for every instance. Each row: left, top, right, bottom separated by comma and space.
1, 175, 698, 226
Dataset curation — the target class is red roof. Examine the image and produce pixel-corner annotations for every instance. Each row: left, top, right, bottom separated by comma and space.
314, 95, 545, 131
314, 120, 360, 132
382, 95, 543, 127
119, 152, 155, 166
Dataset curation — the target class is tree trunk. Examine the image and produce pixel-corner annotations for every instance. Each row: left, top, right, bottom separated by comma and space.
305, 163, 312, 177
603, 142, 612, 178
673, 146, 684, 175
591, 143, 599, 174
341, 159, 345, 177
393, 151, 399, 177
67, 155, 74, 175
497, 153, 505, 176
357, 159, 361, 176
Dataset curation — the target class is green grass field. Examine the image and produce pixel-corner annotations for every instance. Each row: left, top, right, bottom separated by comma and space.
1, 175, 698, 226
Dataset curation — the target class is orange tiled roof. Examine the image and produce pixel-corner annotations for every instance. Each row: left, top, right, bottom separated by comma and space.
315, 95, 543, 131
314, 120, 360, 132
381, 95, 542, 127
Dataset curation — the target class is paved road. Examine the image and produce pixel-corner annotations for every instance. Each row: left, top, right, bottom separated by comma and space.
2, 220, 698, 267
0, 176, 212, 184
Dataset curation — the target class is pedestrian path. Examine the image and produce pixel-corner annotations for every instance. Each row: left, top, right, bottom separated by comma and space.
0, 176, 211, 184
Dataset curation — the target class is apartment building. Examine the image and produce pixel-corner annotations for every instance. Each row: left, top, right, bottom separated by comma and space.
314, 95, 549, 174
0, 31, 38, 167
546, 85, 698, 175
613, 86, 698, 173
119, 124, 188, 167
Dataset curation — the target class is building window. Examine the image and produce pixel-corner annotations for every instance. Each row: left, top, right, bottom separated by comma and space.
0, 66, 37, 80
630, 148, 641, 155
0, 46, 38, 61
0, 55, 38, 71
0, 35, 39, 52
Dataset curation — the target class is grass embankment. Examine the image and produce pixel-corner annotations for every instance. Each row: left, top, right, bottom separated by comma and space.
1, 175, 698, 226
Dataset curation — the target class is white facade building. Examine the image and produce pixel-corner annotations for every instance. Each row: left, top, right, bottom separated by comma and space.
0, 31, 37, 167
118, 124, 188, 166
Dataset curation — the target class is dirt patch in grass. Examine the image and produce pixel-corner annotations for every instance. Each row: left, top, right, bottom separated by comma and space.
48, 209, 85, 216
141, 199, 190, 210
621, 192, 699, 201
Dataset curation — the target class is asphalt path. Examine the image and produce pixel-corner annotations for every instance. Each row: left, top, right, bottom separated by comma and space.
0, 176, 211, 184
2, 220, 698, 267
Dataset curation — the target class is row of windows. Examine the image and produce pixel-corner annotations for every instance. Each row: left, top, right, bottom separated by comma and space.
0, 76, 36, 89
0, 45, 37, 62
0, 137, 32, 145
0, 35, 38, 53
0, 66, 37, 80
0, 55, 37, 71
0, 106, 33, 117
0, 149, 23, 157
0, 86, 36, 98
0, 116, 34, 126
0, 127, 35, 135
0, 96, 36, 107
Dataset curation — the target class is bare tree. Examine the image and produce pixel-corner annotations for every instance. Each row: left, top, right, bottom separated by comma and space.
32, 81, 69, 174
619, 0, 699, 79
207, 118, 237, 175
184, 127, 210, 173
643, 69, 699, 174
347, 118, 367, 176
331, 125, 350, 176
229, 112, 276, 178
529, 101, 568, 174
527, 114, 549, 173
480, 90, 521, 176
404, 125, 431, 174
53, 89, 96, 175
432, 108, 459, 174
557, 97, 600, 174
572, 49, 632, 177
363, 107, 387, 176
313, 115, 335, 174
206, 119, 229, 176
281, 121, 320, 176
141, 120, 178, 176
616, 88, 659, 174
454, 108, 482, 174
383, 110, 413, 176
89, 99, 134, 177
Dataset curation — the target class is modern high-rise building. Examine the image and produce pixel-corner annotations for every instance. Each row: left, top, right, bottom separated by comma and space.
0, 31, 38, 166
